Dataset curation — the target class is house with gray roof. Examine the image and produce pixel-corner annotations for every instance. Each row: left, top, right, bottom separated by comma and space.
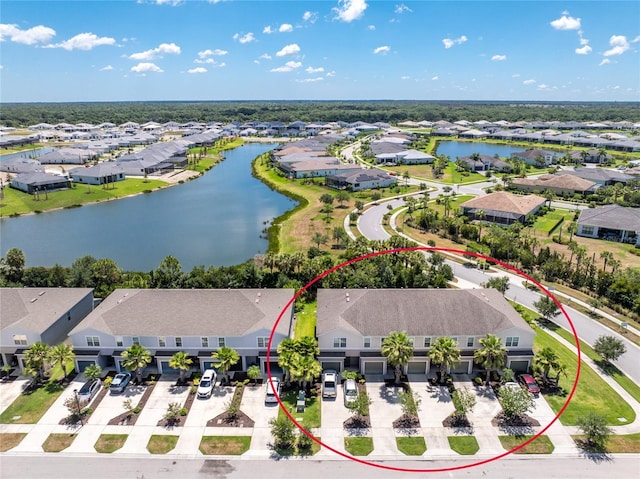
69, 163, 125, 186
577, 205, 640, 245
0, 288, 94, 373
510, 149, 557, 167
10, 172, 71, 194
559, 168, 633, 186
68, 289, 295, 375
460, 192, 546, 225
278, 158, 361, 179
325, 169, 397, 191
316, 289, 535, 376
510, 174, 597, 196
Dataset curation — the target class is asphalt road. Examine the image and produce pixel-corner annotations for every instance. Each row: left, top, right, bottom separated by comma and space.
356, 197, 640, 385
2, 454, 639, 479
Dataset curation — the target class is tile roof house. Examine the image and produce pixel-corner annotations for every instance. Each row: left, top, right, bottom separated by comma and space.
460, 192, 546, 225
68, 289, 295, 375
0, 288, 94, 373
316, 289, 535, 376
577, 205, 640, 246
559, 168, 633, 186
510, 174, 597, 195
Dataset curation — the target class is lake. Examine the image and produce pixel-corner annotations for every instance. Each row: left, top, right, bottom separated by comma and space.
0, 143, 296, 271
435, 141, 523, 159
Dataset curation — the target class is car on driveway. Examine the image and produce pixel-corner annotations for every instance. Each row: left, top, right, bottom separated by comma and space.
518, 374, 541, 395
109, 372, 131, 394
343, 378, 357, 407
502, 381, 521, 392
265, 377, 281, 405
77, 378, 101, 403
322, 369, 337, 399
197, 369, 217, 399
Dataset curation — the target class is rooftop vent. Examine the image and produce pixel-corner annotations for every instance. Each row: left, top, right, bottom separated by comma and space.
39, 291, 46, 296
30, 298, 38, 303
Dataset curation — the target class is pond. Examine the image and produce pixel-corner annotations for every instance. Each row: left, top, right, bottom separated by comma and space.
435, 141, 523, 159
0, 143, 296, 271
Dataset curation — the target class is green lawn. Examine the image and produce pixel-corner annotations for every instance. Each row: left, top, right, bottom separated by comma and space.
147, 435, 179, 454
0, 178, 167, 217
385, 162, 487, 185
199, 436, 251, 455
572, 433, 640, 453
396, 436, 426, 455
294, 301, 317, 339
534, 327, 635, 425
532, 210, 575, 235
447, 436, 479, 455
277, 389, 321, 429
42, 433, 77, 452
344, 436, 374, 456
94, 434, 128, 453
499, 435, 555, 454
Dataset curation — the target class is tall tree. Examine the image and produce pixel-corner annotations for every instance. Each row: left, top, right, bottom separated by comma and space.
121, 344, 152, 383
290, 354, 322, 389
211, 346, 240, 385
67, 255, 97, 287
533, 296, 560, 321
428, 336, 461, 383
276, 338, 297, 384
534, 347, 561, 383
83, 364, 102, 381
381, 331, 414, 385
482, 276, 510, 296
169, 351, 193, 383
593, 335, 627, 364
474, 334, 507, 382
2, 248, 26, 284
24, 342, 51, 380
48, 343, 75, 380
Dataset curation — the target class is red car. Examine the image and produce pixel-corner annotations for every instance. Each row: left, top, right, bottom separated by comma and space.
518, 374, 540, 395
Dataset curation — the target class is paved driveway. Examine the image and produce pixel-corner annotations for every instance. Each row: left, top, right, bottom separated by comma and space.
88, 382, 147, 425
365, 378, 403, 455
241, 380, 279, 456
318, 382, 352, 454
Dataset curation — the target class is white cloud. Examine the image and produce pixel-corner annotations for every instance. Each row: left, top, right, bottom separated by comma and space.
129, 42, 180, 60
233, 32, 255, 44
0, 24, 56, 45
575, 45, 592, 55
302, 11, 317, 23
0, 65, 3, 70
604, 35, 631, 56
373, 45, 390, 55
188, 67, 207, 74
537, 84, 552, 91
131, 62, 163, 73
198, 48, 227, 58
279, 24, 293, 33
523, 79, 536, 85
263, 26, 274, 34
368, 25, 376, 31
491, 54, 507, 61
306, 66, 324, 73
270, 60, 302, 72
46, 32, 116, 51
599, 58, 611, 66
333, 0, 368, 23
259, 53, 272, 60
400, 75, 410, 80
276, 43, 300, 56
442, 35, 467, 49
296, 77, 324, 83
326, 70, 336, 77
550, 15, 581, 30
100, 65, 113, 71
431, 76, 438, 80
395, 4, 412, 14
153, 0, 182, 5
512, 73, 520, 78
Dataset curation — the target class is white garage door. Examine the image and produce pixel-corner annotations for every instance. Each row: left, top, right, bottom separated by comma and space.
364, 361, 384, 375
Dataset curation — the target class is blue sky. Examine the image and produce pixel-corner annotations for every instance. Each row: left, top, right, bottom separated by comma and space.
1, 0, 639, 102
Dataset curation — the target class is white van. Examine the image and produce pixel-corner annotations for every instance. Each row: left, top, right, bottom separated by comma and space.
265, 377, 281, 404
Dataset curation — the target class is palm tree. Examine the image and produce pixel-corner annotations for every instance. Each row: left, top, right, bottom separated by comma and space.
121, 344, 152, 384
381, 331, 414, 385
600, 251, 613, 273
474, 209, 486, 239
473, 335, 507, 383
428, 337, 461, 384
83, 364, 102, 381
534, 347, 560, 383
211, 346, 240, 385
290, 355, 322, 389
295, 336, 320, 358
24, 342, 51, 381
48, 343, 75, 381
169, 351, 193, 383
277, 338, 297, 384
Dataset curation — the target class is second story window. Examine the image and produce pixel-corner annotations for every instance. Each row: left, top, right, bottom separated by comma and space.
158, 336, 166, 347
201, 337, 209, 348
218, 337, 226, 348
115, 336, 123, 347
257, 337, 269, 348
175, 337, 182, 347
363, 337, 371, 348
333, 337, 347, 348
13, 335, 27, 346
86, 336, 100, 347
132, 336, 140, 346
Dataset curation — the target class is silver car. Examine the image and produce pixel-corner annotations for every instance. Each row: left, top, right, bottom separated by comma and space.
76, 378, 101, 403
109, 372, 131, 394
265, 377, 281, 404
343, 378, 357, 407
321, 370, 338, 399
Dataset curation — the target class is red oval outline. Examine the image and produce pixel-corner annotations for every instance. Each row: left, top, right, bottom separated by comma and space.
266, 247, 581, 472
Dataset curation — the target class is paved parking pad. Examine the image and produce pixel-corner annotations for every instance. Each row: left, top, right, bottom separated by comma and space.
366, 378, 402, 455
242, 381, 279, 456
318, 384, 352, 455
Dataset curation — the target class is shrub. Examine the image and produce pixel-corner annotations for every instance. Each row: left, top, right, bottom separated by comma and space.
103, 377, 113, 389
474, 376, 483, 386
297, 433, 313, 451
179, 407, 188, 416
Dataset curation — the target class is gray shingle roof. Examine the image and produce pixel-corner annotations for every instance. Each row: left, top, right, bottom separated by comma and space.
317, 289, 532, 337
578, 205, 640, 231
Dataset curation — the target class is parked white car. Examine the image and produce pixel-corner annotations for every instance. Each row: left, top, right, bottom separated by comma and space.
197, 369, 217, 399
265, 377, 281, 404
321, 370, 338, 399
343, 378, 357, 407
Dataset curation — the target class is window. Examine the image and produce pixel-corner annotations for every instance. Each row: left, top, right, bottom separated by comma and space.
132, 336, 140, 346
158, 336, 166, 347
201, 337, 209, 348
175, 337, 182, 348
115, 336, 123, 347
409, 337, 415, 346
218, 337, 226, 348
505, 336, 519, 347
257, 337, 269, 348
13, 335, 27, 346
363, 337, 371, 348
86, 336, 100, 347
333, 337, 347, 348
451, 337, 458, 345
581, 225, 594, 236
423, 337, 431, 347
467, 337, 474, 347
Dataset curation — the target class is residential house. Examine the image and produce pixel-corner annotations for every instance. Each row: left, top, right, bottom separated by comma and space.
36, 147, 96, 165
509, 174, 597, 196
577, 205, 640, 245
568, 149, 612, 164
279, 158, 361, 179
460, 192, 546, 225
68, 289, 295, 375
0, 288, 94, 373
315, 289, 535, 376
325, 170, 397, 191
559, 168, 633, 186
458, 154, 511, 172
69, 163, 126, 186
510, 149, 557, 167
10, 172, 71, 194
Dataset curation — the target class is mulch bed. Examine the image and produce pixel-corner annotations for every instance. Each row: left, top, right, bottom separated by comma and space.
59, 386, 109, 425
107, 379, 158, 426
156, 383, 197, 427
442, 414, 472, 428
393, 413, 421, 429
206, 385, 255, 428
491, 413, 541, 428
344, 415, 371, 429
